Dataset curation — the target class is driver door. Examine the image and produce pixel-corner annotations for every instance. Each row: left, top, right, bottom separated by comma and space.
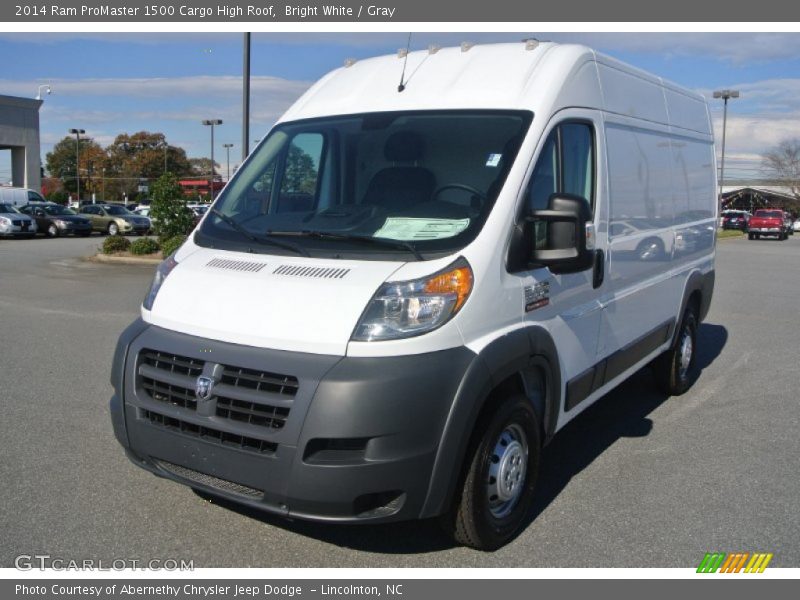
513, 112, 607, 424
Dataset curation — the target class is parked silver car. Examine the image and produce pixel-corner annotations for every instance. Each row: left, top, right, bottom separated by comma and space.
0, 203, 37, 238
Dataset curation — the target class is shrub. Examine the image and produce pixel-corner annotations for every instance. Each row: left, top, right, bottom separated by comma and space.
150, 172, 195, 241
129, 237, 161, 256
160, 235, 186, 258
102, 235, 131, 254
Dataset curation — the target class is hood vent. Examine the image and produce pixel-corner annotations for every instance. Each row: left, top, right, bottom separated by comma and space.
206, 258, 267, 273
273, 264, 351, 279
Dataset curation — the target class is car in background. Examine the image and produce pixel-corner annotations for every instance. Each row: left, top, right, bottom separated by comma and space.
793, 219, 800, 233
748, 209, 787, 240
0, 202, 37, 238
20, 203, 93, 237
0, 187, 46, 208
721, 210, 750, 231
79, 203, 151, 236
783, 213, 794, 236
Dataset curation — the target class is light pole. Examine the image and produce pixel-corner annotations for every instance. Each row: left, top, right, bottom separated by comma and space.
202, 119, 223, 200
223, 143, 234, 181
713, 89, 740, 206
69, 128, 85, 204
35, 84, 51, 100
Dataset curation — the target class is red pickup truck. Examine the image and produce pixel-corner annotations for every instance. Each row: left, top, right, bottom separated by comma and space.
748, 209, 789, 240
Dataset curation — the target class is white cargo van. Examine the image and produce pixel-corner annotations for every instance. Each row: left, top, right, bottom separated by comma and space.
110, 42, 716, 550
0, 186, 46, 207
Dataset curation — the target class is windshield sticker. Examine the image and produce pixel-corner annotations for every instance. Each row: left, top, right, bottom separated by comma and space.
485, 153, 502, 167
374, 218, 470, 241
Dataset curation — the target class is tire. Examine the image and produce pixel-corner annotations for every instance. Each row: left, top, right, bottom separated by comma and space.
107, 222, 119, 236
443, 394, 541, 551
748, 232, 754, 240
46, 223, 60, 238
654, 304, 698, 396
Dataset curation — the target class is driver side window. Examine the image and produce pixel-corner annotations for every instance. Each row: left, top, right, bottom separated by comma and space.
525, 122, 595, 249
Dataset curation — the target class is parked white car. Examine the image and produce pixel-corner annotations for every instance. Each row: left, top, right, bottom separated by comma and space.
793, 219, 800, 233
110, 42, 717, 550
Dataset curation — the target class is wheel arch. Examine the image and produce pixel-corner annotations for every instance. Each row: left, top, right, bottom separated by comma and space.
672, 268, 715, 347
419, 325, 562, 518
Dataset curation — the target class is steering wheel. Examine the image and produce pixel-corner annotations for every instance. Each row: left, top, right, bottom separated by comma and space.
432, 183, 488, 208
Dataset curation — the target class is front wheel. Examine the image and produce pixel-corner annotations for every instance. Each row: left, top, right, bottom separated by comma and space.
443, 394, 541, 550
46, 223, 60, 238
107, 222, 119, 236
653, 304, 698, 396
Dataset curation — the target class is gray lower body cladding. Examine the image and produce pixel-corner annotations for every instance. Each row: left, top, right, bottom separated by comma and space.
110, 320, 476, 523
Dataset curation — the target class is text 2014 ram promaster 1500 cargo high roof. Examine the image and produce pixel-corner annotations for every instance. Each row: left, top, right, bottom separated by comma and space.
110, 42, 717, 550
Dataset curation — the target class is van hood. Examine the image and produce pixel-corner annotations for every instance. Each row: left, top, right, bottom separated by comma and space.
145, 247, 404, 356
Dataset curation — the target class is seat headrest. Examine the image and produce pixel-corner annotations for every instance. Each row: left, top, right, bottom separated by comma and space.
384, 131, 425, 162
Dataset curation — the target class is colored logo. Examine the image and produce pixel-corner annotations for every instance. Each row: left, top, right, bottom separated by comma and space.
697, 552, 773, 573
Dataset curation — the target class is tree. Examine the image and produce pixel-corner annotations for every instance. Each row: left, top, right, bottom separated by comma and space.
283, 146, 317, 194
763, 139, 800, 198
188, 157, 221, 178
105, 132, 191, 202
45, 136, 106, 198
149, 172, 194, 241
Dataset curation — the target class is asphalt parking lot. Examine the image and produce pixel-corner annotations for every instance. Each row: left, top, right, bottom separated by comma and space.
1, 234, 798, 567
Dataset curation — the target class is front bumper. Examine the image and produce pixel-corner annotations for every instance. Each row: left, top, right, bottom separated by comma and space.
110, 320, 475, 523
0, 222, 36, 236
60, 222, 92, 234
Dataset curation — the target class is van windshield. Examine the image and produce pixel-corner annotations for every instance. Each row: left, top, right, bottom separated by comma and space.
196, 110, 532, 260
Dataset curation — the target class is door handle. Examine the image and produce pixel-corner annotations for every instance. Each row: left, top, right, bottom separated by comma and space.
593, 249, 605, 289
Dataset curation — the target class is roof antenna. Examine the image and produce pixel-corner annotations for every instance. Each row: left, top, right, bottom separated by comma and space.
398, 32, 412, 93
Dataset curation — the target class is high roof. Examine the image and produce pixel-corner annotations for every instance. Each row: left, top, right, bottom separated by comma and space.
278, 42, 711, 136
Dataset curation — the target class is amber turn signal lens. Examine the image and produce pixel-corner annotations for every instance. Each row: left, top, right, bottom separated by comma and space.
423, 265, 474, 312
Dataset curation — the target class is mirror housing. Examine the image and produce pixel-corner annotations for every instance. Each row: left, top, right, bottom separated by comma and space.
526, 193, 594, 273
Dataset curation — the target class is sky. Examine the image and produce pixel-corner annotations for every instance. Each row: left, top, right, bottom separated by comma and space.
1, 32, 800, 188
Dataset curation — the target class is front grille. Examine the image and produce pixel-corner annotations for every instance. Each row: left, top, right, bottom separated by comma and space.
153, 459, 264, 499
141, 349, 203, 377
12, 219, 22, 226
137, 349, 297, 433
220, 366, 298, 397
141, 379, 197, 410
141, 409, 277, 454
216, 397, 290, 429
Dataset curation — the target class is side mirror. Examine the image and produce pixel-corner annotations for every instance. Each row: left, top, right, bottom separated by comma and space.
526, 193, 594, 273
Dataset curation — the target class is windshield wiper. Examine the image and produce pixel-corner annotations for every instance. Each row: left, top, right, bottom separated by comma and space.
209, 209, 309, 257
267, 230, 424, 261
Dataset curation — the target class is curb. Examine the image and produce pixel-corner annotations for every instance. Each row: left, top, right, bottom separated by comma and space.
85, 253, 163, 266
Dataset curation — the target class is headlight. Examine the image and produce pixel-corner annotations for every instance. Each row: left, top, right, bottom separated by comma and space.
142, 254, 179, 311
0, 216, 11, 226
352, 258, 473, 341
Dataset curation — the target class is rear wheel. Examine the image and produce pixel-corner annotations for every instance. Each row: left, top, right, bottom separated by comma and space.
748, 232, 754, 240
654, 304, 698, 396
443, 394, 541, 550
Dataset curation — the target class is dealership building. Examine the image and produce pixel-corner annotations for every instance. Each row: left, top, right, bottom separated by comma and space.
0, 93, 43, 191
